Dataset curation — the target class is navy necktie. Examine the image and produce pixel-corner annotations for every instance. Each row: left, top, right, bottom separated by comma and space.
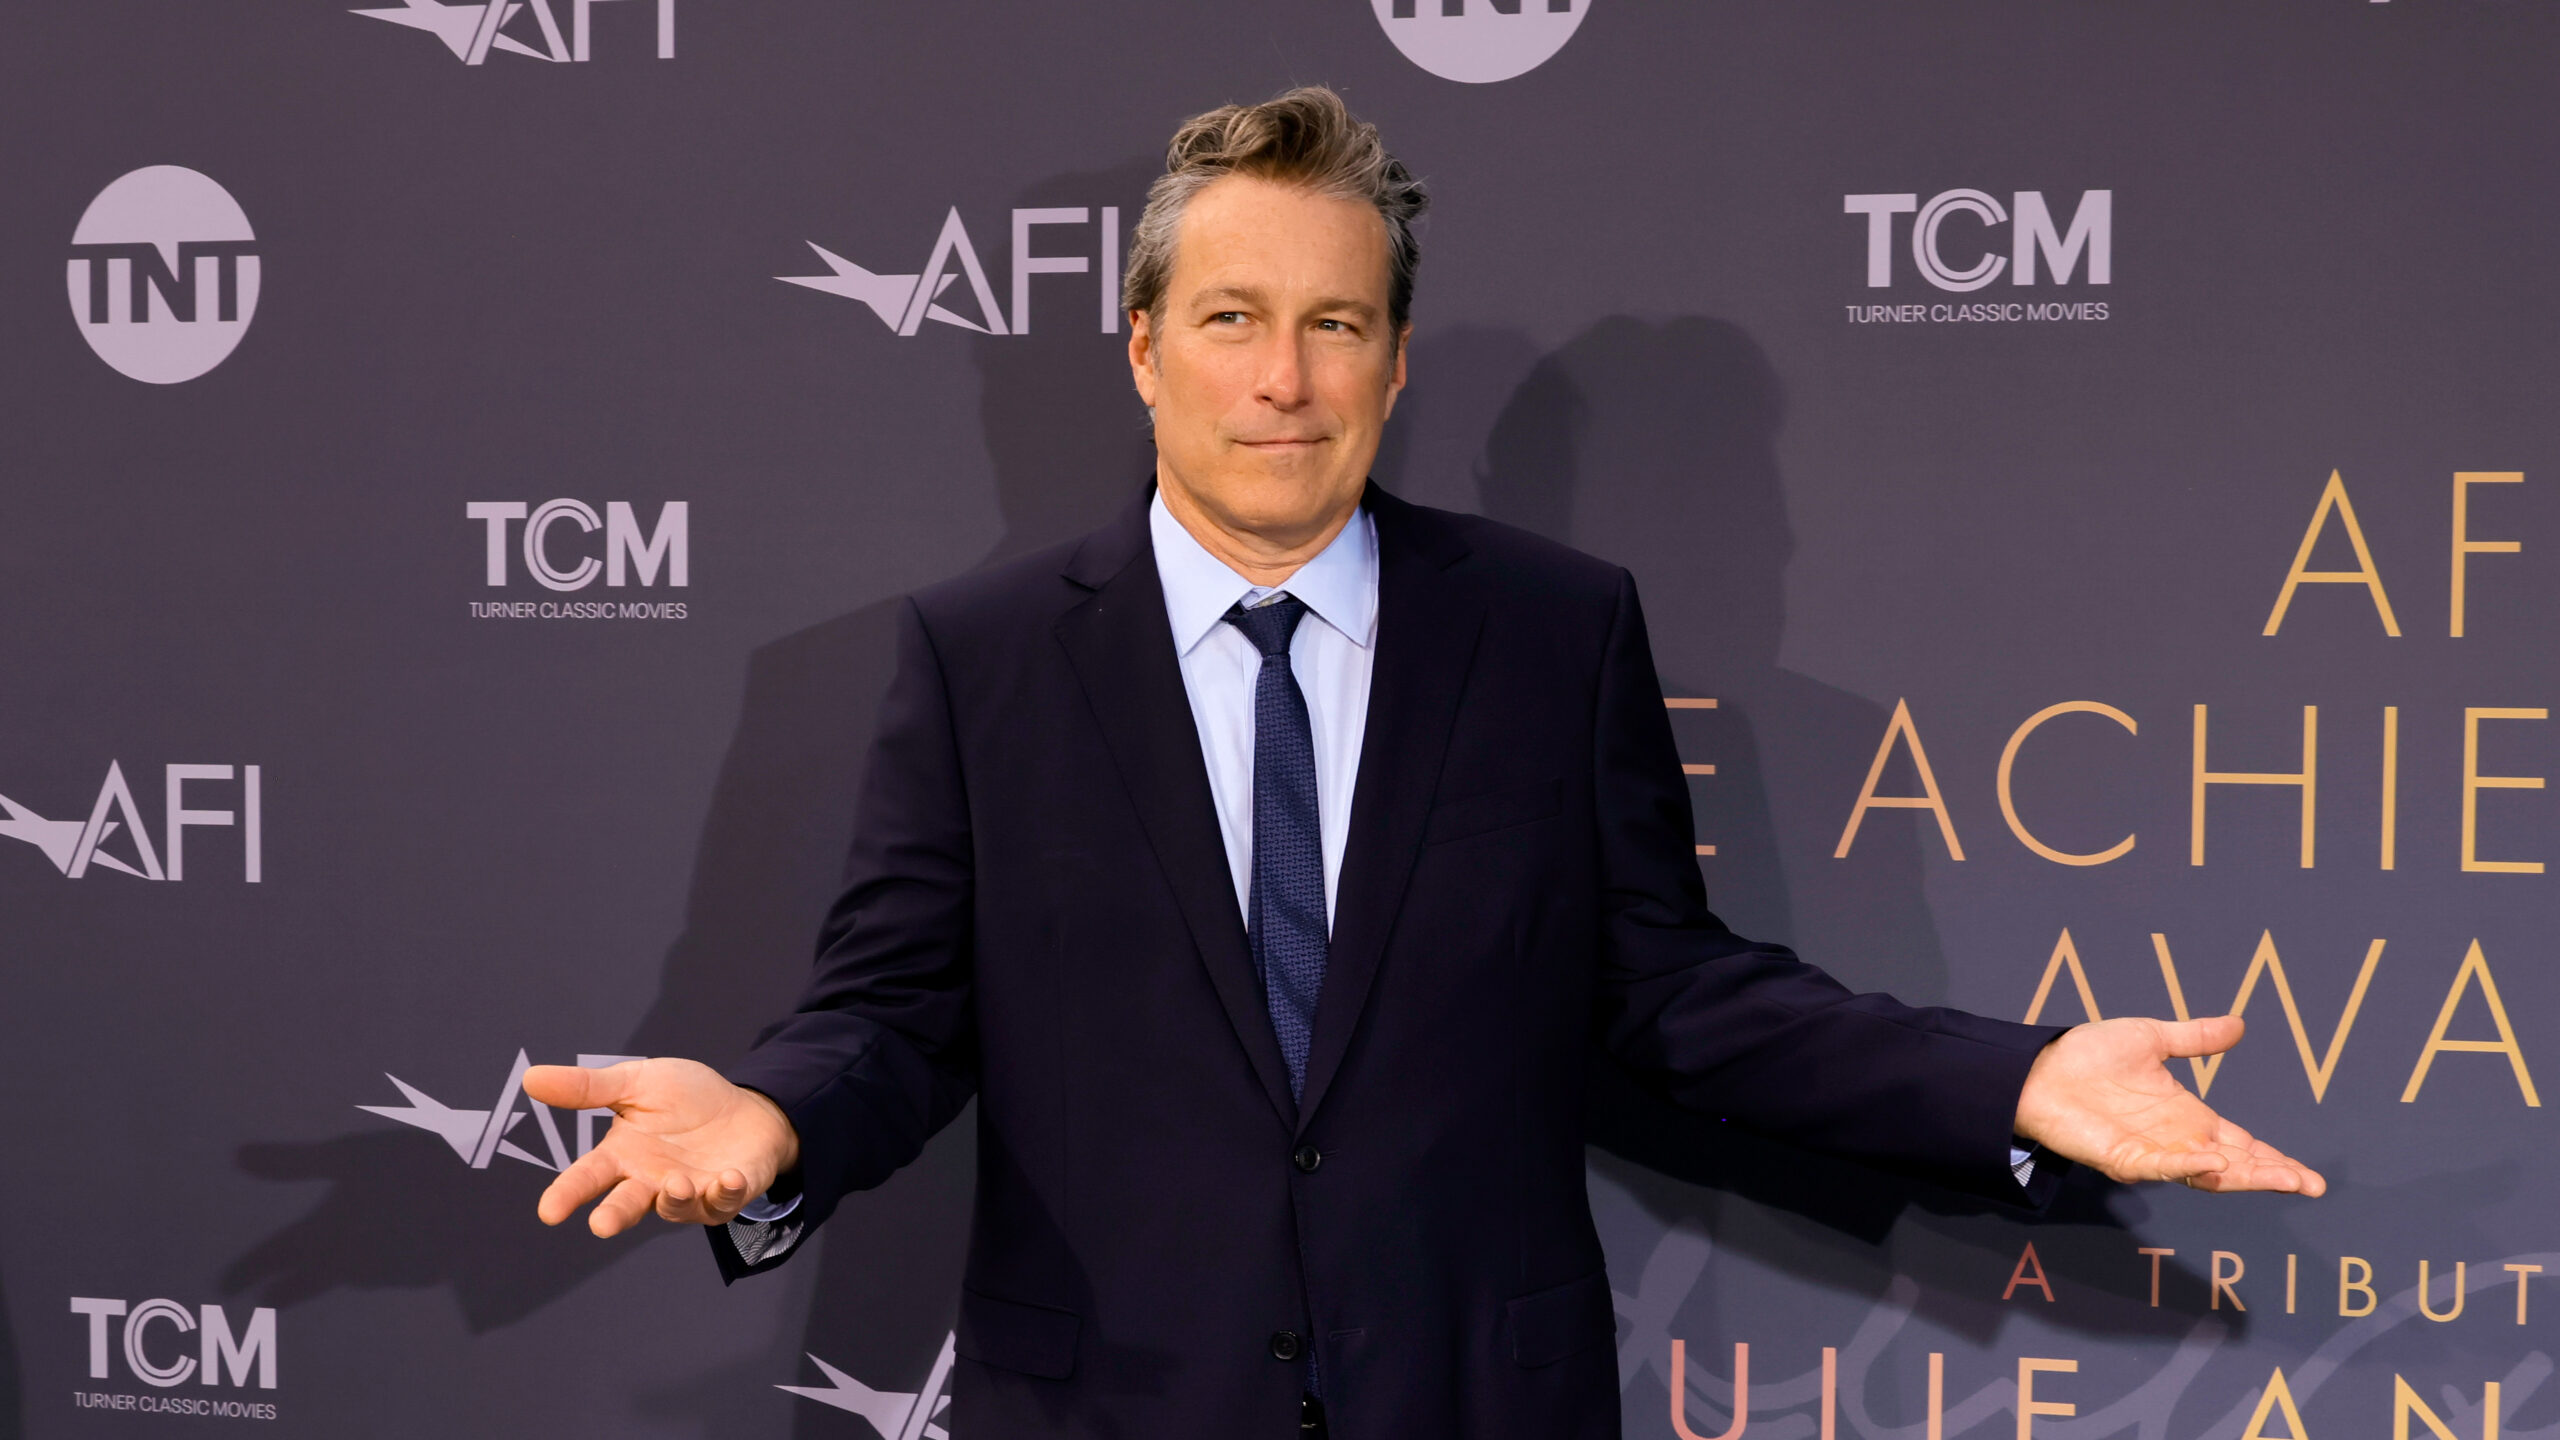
1224, 595, 1326, 1100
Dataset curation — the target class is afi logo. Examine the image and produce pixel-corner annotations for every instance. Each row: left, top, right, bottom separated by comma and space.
353, 0, 673, 64
361, 1049, 641, 1170
782, 1333, 955, 1440
1370, 0, 1592, 84
1844, 189, 2112, 291
67, 167, 259, 384
780, 207, 1123, 337
69, 1299, 277, 1390
466, 500, 688, 590
0, 762, 262, 882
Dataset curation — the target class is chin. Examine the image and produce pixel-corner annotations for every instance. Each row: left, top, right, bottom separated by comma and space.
1213, 471, 1350, 528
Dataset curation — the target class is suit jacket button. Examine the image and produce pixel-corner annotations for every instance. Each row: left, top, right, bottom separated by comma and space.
1292, 1145, 1322, 1174
1270, 1330, 1303, 1362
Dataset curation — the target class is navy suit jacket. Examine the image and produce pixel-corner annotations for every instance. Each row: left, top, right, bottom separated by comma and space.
717, 483, 2063, 1438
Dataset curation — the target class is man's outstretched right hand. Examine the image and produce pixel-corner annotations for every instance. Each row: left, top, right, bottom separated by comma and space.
523, 1058, 801, 1238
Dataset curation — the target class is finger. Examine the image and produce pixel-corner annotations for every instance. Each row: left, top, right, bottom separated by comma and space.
537, 1147, 625, 1226
2188, 1164, 2297, 1195
523, 1060, 640, 1113
656, 1170, 748, 1226
2223, 1144, 2329, 1196
2163, 1131, 2328, 1194
2157, 1014, 2244, 1059
591, 1177, 657, 1238
657, 1171, 701, 1224
2140, 1149, 2229, 1185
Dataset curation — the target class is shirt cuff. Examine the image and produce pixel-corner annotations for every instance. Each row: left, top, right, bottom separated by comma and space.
725, 1210, 805, 1267
2010, 1141, 2039, 1189
736, 1190, 802, 1224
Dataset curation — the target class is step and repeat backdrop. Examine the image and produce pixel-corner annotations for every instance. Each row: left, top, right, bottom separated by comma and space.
5, 0, 2558, 1435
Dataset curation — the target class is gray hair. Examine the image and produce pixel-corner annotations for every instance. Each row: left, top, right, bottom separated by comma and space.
1122, 86, 1428, 341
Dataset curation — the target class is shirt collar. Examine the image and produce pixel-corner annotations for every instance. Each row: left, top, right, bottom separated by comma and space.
1150, 487, 1379, 657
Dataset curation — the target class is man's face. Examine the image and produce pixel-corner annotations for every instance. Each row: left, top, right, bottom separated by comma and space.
1130, 175, 1408, 546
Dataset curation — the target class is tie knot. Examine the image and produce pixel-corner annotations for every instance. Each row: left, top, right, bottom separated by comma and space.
1223, 594, 1309, 658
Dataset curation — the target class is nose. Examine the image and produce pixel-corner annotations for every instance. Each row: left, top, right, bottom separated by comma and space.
1254, 331, 1311, 411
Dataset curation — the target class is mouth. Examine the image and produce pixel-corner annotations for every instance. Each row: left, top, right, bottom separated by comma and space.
1236, 437, 1328, 450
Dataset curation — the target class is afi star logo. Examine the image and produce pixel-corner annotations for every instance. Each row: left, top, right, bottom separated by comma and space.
781, 1333, 954, 1440
0, 761, 262, 882
352, 0, 674, 64
361, 1050, 640, 1170
780, 206, 1124, 337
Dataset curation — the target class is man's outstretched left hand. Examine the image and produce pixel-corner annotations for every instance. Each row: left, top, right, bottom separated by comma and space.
2013, 1016, 2328, 1195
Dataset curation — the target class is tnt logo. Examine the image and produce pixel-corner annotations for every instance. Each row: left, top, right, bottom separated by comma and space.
352, 0, 673, 64
66, 167, 259, 384
467, 500, 687, 590
0, 762, 262, 882
1844, 189, 2112, 291
1369, 0, 1591, 84
69, 1298, 277, 1390
779, 207, 1124, 337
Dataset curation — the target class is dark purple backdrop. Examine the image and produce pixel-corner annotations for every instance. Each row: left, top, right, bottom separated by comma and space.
7, 1, 2558, 1435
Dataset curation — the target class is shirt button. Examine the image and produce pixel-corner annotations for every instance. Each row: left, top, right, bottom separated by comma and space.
1270, 1330, 1303, 1362
1292, 1145, 1323, 1174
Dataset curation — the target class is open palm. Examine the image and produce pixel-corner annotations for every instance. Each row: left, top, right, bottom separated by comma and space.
2014, 1016, 2327, 1195
523, 1058, 801, 1237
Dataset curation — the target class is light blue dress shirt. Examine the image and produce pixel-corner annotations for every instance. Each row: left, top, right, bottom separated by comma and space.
1148, 489, 1378, 928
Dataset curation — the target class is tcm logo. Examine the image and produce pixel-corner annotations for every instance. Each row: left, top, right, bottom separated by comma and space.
1369, 0, 1592, 84
0, 762, 262, 882
352, 0, 673, 64
69, 1298, 276, 1391
782, 1332, 954, 1440
780, 207, 1124, 337
467, 500, 687, 590
361, 1049, 641, 1170
1844, 189, 2112, 291
66, 167, 258, 384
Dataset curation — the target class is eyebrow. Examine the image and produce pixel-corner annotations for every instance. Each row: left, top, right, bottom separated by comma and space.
1192, 285, 1382, 321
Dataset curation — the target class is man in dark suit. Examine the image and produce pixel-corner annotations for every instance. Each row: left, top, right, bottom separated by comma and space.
526, 87, 2322, 1439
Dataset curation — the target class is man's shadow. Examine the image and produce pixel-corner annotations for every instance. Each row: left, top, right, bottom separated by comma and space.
1475, 317, 2173, 1336
221, 161, 1161, 1431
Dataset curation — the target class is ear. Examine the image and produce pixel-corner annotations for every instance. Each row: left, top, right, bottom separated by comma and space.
1380, 322, 1412, 421
1128, 310, 1160, 409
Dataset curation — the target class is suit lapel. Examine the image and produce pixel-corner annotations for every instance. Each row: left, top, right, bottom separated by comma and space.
1053, 492, 1299, 1129
1296, 486, 1485, 1131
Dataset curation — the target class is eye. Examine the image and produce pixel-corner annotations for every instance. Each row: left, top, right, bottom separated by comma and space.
1210, 310, 1248, 324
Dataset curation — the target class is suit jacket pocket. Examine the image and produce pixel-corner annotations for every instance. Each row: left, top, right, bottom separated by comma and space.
957, 1287, 1080, 1379
1506, 1271, 1612, 1369
1423, 776, 1562, 846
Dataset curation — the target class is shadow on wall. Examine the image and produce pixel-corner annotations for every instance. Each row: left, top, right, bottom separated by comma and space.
216, 160, 1161, 1431
1370, 323, 1547, 516
1478, 315, 2191, 1336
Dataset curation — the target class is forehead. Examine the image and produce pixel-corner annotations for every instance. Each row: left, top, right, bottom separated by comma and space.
1168, 175, 1392, 303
